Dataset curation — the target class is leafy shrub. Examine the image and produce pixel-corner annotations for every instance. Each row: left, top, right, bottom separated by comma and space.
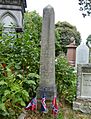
0, 11, 41, 119
0, 11, 78, 118
0, 63, 40, 119
0, 65, 29, 118
55, 55, 77, 103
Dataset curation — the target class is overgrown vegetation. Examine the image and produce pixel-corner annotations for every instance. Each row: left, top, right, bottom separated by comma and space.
0, 11, 41, 118
56, 55, 77, 103
0, 11, 78, 118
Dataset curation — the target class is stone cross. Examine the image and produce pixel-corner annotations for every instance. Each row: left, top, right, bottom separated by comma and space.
37, 5, 56, 100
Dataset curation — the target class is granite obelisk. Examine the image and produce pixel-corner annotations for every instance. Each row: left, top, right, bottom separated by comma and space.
37, 5, 56, 100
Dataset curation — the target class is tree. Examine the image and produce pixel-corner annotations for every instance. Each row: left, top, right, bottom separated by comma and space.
86, 34, 91, 63
55, 21, 81, 55
79, 0, 91, 17
86, 34, 91, 46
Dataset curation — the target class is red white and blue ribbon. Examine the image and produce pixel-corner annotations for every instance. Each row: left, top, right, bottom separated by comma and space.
25, 97, 37, 111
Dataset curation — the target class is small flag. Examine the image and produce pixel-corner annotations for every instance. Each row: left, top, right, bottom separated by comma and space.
41, 94, 47, 112
25, 97, 37, 111
51, 96, 58, 117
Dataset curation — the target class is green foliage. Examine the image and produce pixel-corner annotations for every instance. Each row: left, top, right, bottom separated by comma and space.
24, 11, 42, 45
86, 34, 91, 47
0, 11, 41, 118
0, 11, 42, 74
0, 62, 40, 119
86, 34, 91, 62
0, 65, 29, 119
0, 10, 78, 118
57, 108, 64, 119
56, 55, 77, 103
55, 21, 81, 55
23, 11, 42, 73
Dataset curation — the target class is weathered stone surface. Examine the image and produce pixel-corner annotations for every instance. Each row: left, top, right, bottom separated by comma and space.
18, 109, 27, 119
76, 64, 91, 98
37, 5, 56, 100
73, 64, 91, 113
73, 100, 91, 113
18, 113, 26, 119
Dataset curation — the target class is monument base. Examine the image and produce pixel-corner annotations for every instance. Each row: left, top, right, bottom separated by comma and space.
73, 98, 91, 113
37, 85, 56, 100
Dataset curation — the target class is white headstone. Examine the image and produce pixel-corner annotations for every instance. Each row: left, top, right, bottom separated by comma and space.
75, 42, 89, 68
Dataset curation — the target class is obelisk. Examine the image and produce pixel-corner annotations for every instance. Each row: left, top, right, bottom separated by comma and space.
37, 5, 56, 100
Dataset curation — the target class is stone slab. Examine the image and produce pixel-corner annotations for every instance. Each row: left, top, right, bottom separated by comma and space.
73, 64, 91, 113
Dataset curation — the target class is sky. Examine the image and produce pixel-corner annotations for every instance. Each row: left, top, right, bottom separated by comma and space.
26, 0, 91, 42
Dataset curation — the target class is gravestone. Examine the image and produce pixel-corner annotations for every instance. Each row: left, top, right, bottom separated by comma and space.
66, 37, 77, 67
75, 42, 89, 68
37, 5, 56, 100
73, 64, 91, 113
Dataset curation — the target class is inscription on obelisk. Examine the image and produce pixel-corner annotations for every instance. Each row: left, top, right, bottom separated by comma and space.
37, 5, 56, 99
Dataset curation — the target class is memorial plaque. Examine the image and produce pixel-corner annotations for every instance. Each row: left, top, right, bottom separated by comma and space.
73, 64, 91, 113
81, 73, 91, 97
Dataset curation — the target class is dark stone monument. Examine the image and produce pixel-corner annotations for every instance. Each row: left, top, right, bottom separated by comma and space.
66, 37, 77, 67
37, 5, 56, 100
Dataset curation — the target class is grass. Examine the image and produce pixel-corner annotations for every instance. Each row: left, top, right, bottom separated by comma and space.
58, 103, 91, 119
24, 103, 91, 119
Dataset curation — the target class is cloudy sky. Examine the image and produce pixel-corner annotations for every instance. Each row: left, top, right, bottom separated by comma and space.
26, 0, 91, 42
